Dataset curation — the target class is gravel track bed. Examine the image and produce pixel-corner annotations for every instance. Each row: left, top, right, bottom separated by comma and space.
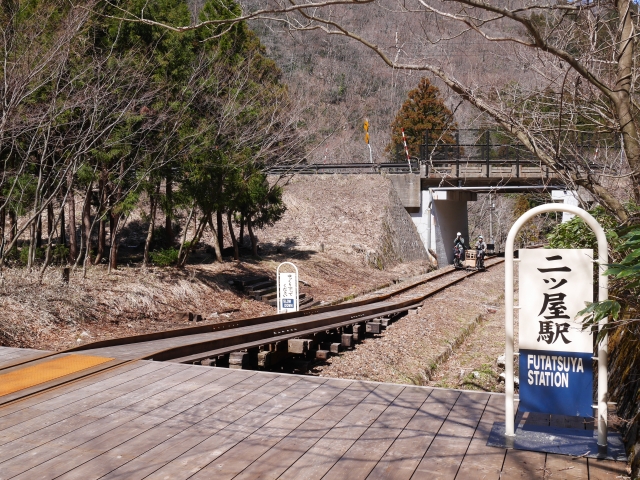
312, 262, 506, 387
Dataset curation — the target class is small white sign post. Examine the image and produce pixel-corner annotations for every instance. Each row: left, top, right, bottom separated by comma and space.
504, 204, 609, 454
277, 262, 299, 314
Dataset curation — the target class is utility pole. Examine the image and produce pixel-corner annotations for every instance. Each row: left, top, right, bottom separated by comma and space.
489, 193, 495, 246
364, 119, 372, 163
401, 128, 413, 173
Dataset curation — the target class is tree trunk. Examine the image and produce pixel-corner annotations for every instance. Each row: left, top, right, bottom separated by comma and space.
207, 213, 223, 263
39, 200, 66, 282
94, 171, 107, 264
247, 216, 258, 257
239, 215, 244, 246
47, 203, 54, 240
177, 206, 195, 267
59, 199, 66, 247
8, 210, 16, 244
67, 172, 77, 262
108, 160, 124, 271
165, 175, 173, 245
227, 211, 239, 261
178, 215, 207, 268
217, 210, 224, 252
82, 184, 92, 265
0, 207, 5, 247
35, 214, 42, 249
108, 214, 121, 272
0, 208, 4, 267
143, 183, 160, 267
95, 218, 105, 264
613, 0, 640, 205
28, 221, 36, 269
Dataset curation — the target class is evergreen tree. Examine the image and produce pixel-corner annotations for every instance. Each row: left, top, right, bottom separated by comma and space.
387, 77, 456, 159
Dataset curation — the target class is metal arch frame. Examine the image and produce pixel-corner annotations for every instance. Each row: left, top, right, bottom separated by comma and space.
504, 203, 609, 451
276, 262, 299, 314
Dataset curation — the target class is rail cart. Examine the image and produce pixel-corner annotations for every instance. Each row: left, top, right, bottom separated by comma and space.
464, 250, 485, 270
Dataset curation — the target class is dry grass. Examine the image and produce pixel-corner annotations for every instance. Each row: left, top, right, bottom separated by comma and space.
0, 175, 431, 352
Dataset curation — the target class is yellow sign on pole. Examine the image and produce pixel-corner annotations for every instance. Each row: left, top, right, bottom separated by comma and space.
365, 132, 370, 144
364, 119, 369, 132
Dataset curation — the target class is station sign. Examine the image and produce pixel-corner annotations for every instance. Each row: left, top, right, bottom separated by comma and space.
518, 249, 594, 417
277, 262, 299, 314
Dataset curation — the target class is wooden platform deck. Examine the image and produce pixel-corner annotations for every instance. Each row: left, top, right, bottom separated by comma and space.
0, 350, 627, 480
0, 346, 50, 368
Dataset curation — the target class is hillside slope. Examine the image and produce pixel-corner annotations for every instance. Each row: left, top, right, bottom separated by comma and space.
0, 175, 431, 350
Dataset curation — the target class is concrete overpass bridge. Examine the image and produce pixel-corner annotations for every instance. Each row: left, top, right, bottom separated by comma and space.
268, 129, 608, 266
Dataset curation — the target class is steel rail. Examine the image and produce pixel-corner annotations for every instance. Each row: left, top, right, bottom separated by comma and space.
0, 264, 458, 373
0, 258, 503, 407
128, 258, 504, 364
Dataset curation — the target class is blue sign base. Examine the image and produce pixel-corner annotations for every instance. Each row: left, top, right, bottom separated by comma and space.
486, 422, 627, 461
519, 349, 593, 417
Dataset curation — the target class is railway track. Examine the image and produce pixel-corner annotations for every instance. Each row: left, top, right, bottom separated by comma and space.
0, 257, 504, 406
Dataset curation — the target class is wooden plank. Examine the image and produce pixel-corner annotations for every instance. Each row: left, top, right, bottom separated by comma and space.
0, 354, 114, 397
7, 367, 252, 480
81, 300, 412, 362
187, 377, 332, 480
0, 356, 135, 407
0, 362, 180, 444
93, 372, 304, 480
411, 391, 489, 479
141, 375, 315, 480
277, 383, 405, 480
544, 454, 588, 479
0, 348, 49, 367
587, 458, 629, 479
520, 411, 550, 427
366, 388, 460, 480
0, 360, 150, 420
46, 370, 286, 480
232, 381, 378, 480
455, 394, 506, 479
500, 449, 546, 479
0, 366, 221, 479
321, 386, 432, 480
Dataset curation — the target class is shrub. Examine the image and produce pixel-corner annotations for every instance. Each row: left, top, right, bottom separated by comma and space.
52, 245, 70, 264
150, 247, 180, 267
19, 246, 44, 265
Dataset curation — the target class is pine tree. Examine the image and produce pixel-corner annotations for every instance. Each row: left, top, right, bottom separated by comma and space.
387, 77, 456, 159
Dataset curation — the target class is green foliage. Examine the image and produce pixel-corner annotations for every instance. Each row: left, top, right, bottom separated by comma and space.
546, 205, 621, 251
386, 77, 456, 158
578, 226, 640, 343
2, 175, 37, 215
52, 244, 70, 264
76, 164, 98, 187
150, 247, 180, 266
546, 205, 640, 343
0, 0, 297, 271
19, 246, 44, 265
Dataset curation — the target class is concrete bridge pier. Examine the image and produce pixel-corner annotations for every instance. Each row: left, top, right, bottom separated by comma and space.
411, 189, 477, 267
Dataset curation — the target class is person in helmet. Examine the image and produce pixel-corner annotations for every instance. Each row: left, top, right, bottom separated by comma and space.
453, 232, 465, 267
476, 235, 487, 268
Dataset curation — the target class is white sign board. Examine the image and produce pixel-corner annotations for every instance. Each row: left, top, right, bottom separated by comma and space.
278, 272, 298, 313
518, 248, 595, 417
519, 249, 593, 353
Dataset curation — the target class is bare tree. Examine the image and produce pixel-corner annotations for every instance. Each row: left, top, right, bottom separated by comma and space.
105, 0, 639, 222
